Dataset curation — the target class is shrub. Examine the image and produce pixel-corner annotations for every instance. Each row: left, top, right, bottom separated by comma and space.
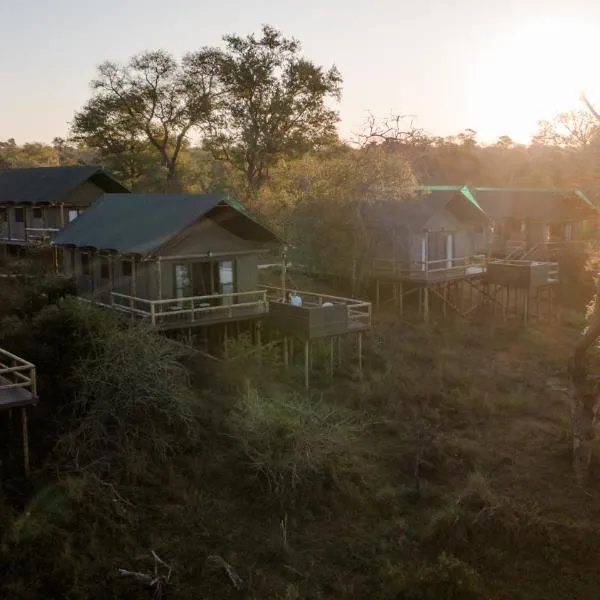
381, 552, 486, 599
57, 327, 199, 483
228, 387, 365, 503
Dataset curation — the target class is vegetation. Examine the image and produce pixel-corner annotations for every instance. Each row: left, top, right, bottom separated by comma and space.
0, 276, 599, 599
4, 21, 600, 600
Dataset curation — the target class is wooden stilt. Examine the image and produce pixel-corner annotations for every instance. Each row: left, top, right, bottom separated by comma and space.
424, 286, 430, 324
329, 337, 334, 377
375, 279, 380, 309
357, 331, 363, 379
21, 408, 30, 478
399, 282, 404, 316
223, 324, 228, 358
304, 340, 310, 389
443, 281, 448, 318
256, 322, 262, 346
283, 335, 289, 367
338, 336, 342, 366
524, 290, 529, 325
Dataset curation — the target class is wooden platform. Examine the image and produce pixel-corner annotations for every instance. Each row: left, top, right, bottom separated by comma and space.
0, 375, 37, 409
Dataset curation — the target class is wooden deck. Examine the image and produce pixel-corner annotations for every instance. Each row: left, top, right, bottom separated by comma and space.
109, 290, 269, 329
0, 349, 37, 409
262, 286, 372, 336
372, 255, 488, 283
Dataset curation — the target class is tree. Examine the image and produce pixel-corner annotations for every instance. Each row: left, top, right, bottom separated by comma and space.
533, 110, 599, 148
196, 25, 342, 205
266, 142, 416, 294
0, 139, 59, 168
72, 50, 217, 191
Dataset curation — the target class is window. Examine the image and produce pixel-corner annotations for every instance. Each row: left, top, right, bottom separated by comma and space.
33, 207, 42, 220
68, 209, 79, 223
14, 208, 24, 223
81, 253, 90, 276
174, 265, 190, 299
121, 260, 132, 277
100, 257, 110, 280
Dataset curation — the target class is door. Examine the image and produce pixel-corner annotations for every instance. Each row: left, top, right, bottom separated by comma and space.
173, 264, 191, 305
218, 260, 235, 305
426, 231, 454, 270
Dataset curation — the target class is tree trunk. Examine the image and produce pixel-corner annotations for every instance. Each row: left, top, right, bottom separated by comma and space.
570, 290, 600, 482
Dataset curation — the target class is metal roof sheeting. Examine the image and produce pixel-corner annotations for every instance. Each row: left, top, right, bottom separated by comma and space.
52, 193, 281, 255
0, 165, 128, 205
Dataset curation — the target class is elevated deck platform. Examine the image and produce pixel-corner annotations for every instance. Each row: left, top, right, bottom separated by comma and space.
372, 255, 488, 283
0, 349, 37, 409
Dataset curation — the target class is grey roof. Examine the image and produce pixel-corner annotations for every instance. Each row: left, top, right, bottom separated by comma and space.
369, 188, 489, 232
52, 193, 281, 255
0, 165, 128, 205
473, 188, 599, 220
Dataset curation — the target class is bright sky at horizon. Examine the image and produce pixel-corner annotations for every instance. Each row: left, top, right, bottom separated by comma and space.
1, 0, 599, 146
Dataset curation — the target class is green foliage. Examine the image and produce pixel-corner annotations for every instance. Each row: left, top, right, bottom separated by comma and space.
58, 327, 198, 482
381, 553, 486, 600
72, 49, 216, 191
229, 387, 364, 502
198, 24, 342, 203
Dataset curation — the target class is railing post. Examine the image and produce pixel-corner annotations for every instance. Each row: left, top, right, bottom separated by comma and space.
150, 302, 156, 327
191, 298, 195, 322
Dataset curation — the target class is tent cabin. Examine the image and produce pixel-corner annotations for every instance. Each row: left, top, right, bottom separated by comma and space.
472, 187, 599, 258
52, 193, 282, 329
371, 186, 491, 282
0, 165, 128, 248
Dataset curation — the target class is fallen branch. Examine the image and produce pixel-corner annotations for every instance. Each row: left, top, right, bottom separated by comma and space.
118, 550, 172, 599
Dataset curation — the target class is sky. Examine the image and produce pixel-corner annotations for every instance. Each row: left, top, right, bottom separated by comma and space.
1, 0, 600, 146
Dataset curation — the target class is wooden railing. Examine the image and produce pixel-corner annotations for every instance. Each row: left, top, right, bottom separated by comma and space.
25, 227, 61, 241
373, 254, 487, 276
487, 258, 560, 283
110, 290, 268, 326
261, 286, 372, 329
0, 348, 37, 400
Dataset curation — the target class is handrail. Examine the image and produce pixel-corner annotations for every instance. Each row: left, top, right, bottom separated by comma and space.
262, 286, 372, 328
110, 290, 268, 326
0, 348, 37, 400
372, 254, 487, 274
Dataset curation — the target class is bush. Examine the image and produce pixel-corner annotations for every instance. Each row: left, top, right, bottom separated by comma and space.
381, 552, 486, 600
57, 327, 199, 483
228, 387, 365, 503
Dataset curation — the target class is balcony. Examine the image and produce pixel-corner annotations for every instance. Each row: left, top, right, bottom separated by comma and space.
109, 290, 269, 329
372, 254, 487, 282
0, 348, 37, 409
262, 286, 372, 338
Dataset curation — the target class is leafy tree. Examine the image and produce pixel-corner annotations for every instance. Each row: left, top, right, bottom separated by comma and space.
72, 50, 218, 191
265, 143, 416, 294
0, 139, 59, 168
195, 25, 342, 205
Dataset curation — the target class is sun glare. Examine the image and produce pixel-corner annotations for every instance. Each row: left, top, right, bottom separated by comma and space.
472, 17, 600, 142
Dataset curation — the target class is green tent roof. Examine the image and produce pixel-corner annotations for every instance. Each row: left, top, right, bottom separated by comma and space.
52, 193, 281, 255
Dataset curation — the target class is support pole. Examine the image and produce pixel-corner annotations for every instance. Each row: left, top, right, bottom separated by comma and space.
375, 279, 380, 310
329, 336, 334, 377
21, 408, 30, 478
442, 281, 448, 318
256, 321, 262, 346
424, 286, 430, 324
224, 324, 228, 358
399, 283, 404, 316
304, 340, 310, 389
524, 290, 529, 325
283, 335, 289, 367
357, 331, 363, 379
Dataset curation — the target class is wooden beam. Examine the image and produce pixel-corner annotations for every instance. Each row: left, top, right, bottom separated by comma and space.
304, 340, 309, 389
357, 331, 363, 379
21, 407, 30, 478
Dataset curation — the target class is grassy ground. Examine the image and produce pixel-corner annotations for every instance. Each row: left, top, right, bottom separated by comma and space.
2, 277, 600, 598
